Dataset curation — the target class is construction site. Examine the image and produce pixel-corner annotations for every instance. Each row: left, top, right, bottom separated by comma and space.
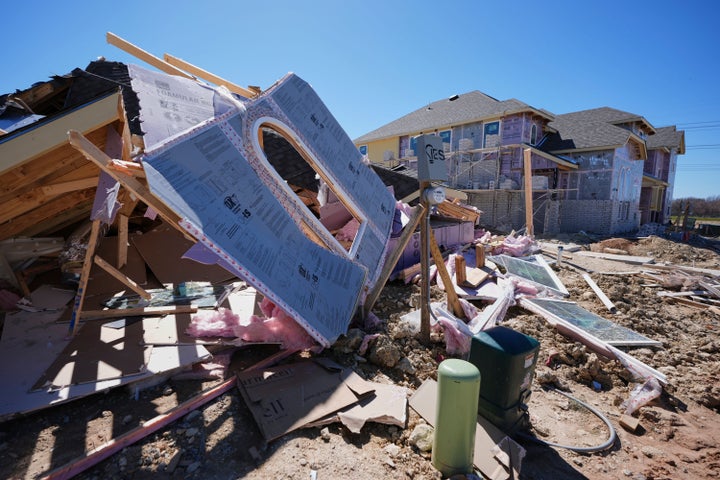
1, 33, 719, 480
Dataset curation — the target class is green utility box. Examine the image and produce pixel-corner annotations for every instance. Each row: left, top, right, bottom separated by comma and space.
467, 325, 540, 433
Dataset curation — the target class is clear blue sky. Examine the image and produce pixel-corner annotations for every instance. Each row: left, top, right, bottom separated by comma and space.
3, 0, 718, 199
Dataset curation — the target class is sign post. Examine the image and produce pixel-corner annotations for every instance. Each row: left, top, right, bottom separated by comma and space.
416, 134, 448, 344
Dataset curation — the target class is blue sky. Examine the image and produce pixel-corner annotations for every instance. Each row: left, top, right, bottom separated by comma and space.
3, 0, 718, 199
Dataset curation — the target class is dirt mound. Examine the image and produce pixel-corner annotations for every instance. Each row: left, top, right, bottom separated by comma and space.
1, 237, 719, 480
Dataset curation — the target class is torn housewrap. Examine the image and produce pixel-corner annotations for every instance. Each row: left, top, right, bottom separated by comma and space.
132, 66, 396, 347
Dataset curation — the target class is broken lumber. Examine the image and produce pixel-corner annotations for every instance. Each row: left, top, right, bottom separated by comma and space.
582, 273, 617, 313
93, 255, 151, 300
429, 230, 464, 319
39, 376, 236, 480
68, 219, 101, 335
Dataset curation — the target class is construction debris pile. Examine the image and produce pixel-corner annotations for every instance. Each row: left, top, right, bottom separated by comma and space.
1, 33, 719, 480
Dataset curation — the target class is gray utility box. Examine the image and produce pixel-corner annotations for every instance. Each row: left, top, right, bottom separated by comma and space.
467, 325, 540, 433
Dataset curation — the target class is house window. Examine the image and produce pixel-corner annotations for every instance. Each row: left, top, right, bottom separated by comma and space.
483, 121, 500, 148
530, 124, 538, 145
439, 129, 452, 148
358, 145, 368, 156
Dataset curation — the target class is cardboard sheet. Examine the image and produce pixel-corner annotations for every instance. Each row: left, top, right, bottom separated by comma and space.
307, 381, 408, 433
410, 379, 525, 480
235, 359, 374, 441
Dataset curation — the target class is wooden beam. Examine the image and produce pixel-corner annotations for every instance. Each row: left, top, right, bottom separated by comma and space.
38, 376, 236, 480
67, 130, 182, 227
0, 92, 121, 175
163, 53, 257, 98
93, 255, 150, 300
455, 255, 467, 285
523, 148, 534, 237
429, 229, 464, 319
79, 305, 198, 320
106, 32, 194, 80
68, 219, 102, 335
362, 204, 425, 319
40, 177, 98, 196
117, 214, 129, 269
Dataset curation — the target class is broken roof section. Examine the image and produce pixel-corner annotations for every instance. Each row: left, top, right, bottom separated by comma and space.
129, 65, 396, 346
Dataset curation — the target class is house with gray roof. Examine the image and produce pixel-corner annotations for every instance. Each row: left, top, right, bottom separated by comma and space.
355, 96, 685, 235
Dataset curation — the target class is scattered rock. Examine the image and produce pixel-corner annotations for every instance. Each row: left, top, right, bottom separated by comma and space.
408, 424, 434, 452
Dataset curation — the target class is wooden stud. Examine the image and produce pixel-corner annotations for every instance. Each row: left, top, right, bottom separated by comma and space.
429, 229, 464, 319
106, 32, 194, 80
475, 244, 485, 268
92, 255, 151, 300
79, 305, 197, 320
163, 53, 257, 99
523, 148, 534, 237
40, 177, 98, 196
117, 214, 129, 269
67, 130, 182, 228
455, 255, 467, 285
68, 219, 102, 335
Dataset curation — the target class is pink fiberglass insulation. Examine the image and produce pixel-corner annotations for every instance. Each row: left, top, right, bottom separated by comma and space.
336, 218, 360, 242
235, 297, 320, 352
186, 307, 240, 337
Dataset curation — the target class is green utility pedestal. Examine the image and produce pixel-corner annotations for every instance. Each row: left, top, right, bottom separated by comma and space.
431, 358, 481, 478
468, 325, 540, 433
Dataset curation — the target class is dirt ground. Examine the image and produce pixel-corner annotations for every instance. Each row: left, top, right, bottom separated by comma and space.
1, 234, 719, 480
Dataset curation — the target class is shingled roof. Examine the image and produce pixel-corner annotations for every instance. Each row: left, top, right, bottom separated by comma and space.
543, 107, 652, 153
646, 125, 686, 154
355, 91, 552, 143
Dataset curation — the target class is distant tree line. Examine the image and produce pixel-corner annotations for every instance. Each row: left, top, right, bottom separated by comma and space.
670, 196, 720, 218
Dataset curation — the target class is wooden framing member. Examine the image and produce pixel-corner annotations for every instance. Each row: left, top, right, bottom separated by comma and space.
429, 229, 463, 319
523, 148, 534, 237
106, 32, 194, 80
163, 54, 258, 98
68, 219, 101, 335
68, 130, 182, 228
93, 255, 151, 300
